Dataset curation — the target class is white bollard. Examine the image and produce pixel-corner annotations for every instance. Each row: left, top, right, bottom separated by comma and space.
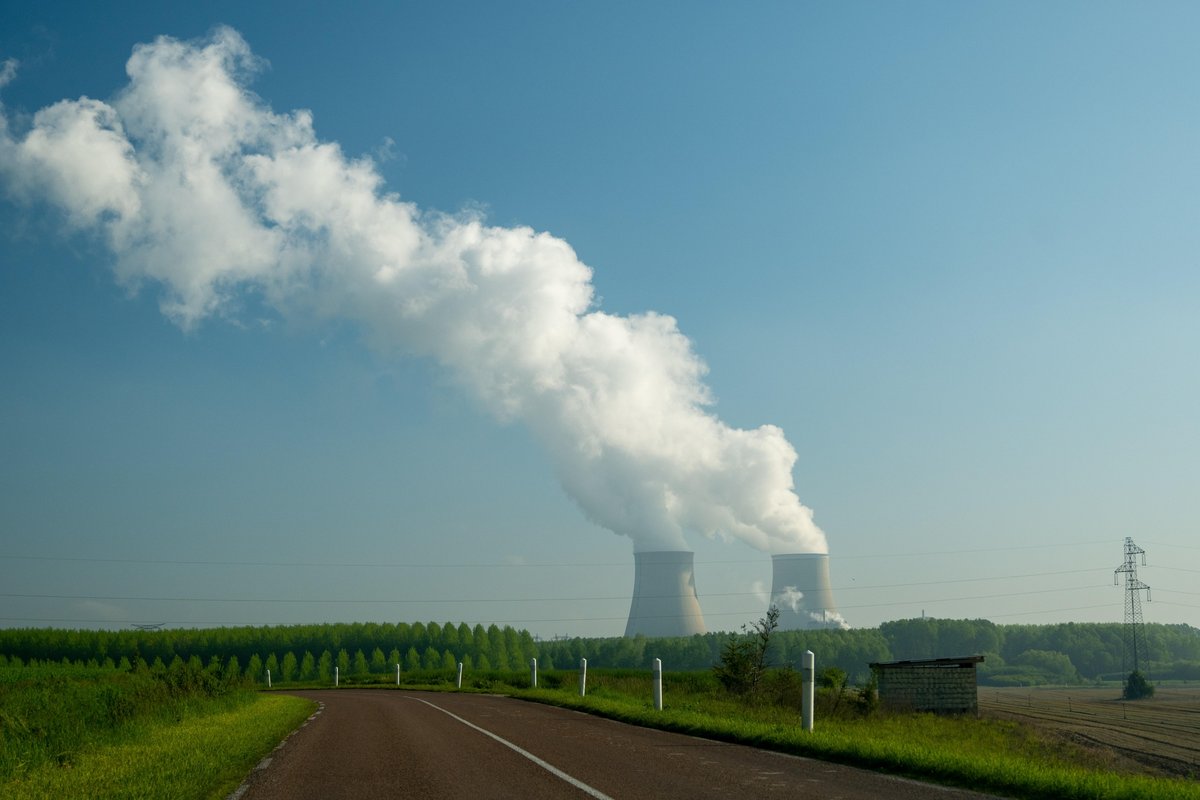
266, 669, 271, 689
396, 663, 400, 686
801, 650, 814, 732
653, 658, 663, 711
579, 658, 587, 697
456, 661, 463, 689
335, 666, 339, 687
530, 657, 538, 688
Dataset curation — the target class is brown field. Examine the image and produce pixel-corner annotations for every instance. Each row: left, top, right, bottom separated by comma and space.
978, 685, 1200, 778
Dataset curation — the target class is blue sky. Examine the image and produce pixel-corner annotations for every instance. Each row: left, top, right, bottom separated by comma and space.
1, 2, 1196, 638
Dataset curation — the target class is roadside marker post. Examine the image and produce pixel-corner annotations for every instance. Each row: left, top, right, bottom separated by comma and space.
801, 650, 814, 732
396, 663, 400, 686
579, 658, 587, 697
653, 658, 663, 711
531, 657, 538, 688
335, 666, 339, 687
266, 669, 271, 688
457, 662, 463, 689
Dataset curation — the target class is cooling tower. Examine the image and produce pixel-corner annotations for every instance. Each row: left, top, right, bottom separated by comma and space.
624, 551, 707, 637
770, 553, 842, 630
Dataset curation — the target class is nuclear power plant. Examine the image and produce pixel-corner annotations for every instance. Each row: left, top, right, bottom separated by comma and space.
624, 551, 708, 637
623, 550, 844, 637
770, 553, 841, 629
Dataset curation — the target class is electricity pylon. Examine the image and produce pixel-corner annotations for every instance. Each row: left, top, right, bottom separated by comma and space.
1113, 537, 1151, 676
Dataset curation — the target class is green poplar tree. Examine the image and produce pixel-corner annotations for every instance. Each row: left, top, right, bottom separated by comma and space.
473, 625, 489, 660
442, 623, 459, 650
422, 646, 440, 670
224, 655, 242, 685
247, 654, 264, 683
282, 651, 298, 682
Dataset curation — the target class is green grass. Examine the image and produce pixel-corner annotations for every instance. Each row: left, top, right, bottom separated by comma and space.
1, 661, 248, 779
1, 662, 316, 799
2, 693, 316, 800
498, 670, 1199, 800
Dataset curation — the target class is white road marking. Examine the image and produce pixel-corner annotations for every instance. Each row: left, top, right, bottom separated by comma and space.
406, 696, 614, 800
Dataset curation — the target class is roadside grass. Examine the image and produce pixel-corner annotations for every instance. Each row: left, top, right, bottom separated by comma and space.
497, 670, 1199, 800
1, 662, 316, 799
3, 693, 315, 800
1, 660, 252, 779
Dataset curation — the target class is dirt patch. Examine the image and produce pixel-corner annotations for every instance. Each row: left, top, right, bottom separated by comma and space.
979, 686, 1200, 779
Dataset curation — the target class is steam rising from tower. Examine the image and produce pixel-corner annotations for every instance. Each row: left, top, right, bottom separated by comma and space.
770, 553, 846, 630
0, 28, 831, 631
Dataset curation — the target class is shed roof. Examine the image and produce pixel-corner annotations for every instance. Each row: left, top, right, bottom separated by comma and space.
869, 656, 985, 669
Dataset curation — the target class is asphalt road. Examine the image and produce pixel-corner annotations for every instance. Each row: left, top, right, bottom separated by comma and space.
235, 690, 1003, 799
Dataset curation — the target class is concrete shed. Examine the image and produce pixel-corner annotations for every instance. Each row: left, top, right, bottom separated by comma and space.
869, 656, 984, 715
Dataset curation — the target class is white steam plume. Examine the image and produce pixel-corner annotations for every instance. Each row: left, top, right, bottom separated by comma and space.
0, 28, 826, 555
772, 586, 849, 630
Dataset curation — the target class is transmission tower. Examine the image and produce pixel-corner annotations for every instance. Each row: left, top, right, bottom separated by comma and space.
1113, 537, 1151, 676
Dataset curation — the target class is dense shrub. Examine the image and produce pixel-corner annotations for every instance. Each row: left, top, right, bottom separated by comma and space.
0, 660, 253, 780
1123, 670, 1154, 700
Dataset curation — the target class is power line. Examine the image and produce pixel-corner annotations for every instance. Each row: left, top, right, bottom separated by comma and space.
984, 603, 1122, 619
0, 599, 1160, 630
0, 538, 1126, 569
0, 580, 1119, 613
0, 568, 1115, 606
0, 555, 635, 569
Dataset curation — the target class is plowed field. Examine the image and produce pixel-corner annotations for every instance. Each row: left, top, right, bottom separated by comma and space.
979, 686, 1200, 777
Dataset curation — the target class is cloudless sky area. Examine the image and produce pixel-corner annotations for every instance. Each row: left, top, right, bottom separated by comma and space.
1, 1, 1196, 639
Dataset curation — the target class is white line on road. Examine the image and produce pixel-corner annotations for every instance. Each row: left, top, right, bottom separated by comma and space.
406, 697, 614, 800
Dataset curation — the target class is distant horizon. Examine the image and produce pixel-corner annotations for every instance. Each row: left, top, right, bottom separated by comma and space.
2, 537, 1179, 637
2, 611, 1195, 636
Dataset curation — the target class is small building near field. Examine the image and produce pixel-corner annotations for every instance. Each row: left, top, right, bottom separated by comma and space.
868, 656, 984, 715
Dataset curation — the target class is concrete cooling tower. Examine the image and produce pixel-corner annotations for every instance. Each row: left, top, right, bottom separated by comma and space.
770, 553, 842, 630
624, 551, 707, 637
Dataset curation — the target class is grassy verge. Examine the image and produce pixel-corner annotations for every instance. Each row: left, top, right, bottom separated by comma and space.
496, 670, 1198, 800
3, 692, 315, 800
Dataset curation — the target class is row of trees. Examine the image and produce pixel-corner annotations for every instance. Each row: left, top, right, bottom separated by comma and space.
878, 619, 1200, 684
0, 644, 493, 682
0, 621, 538, 675
1, 619, 1197, 686
534, 626, 891, 682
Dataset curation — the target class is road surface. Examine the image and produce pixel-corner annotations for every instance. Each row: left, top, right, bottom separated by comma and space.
235, 690, 1002, 799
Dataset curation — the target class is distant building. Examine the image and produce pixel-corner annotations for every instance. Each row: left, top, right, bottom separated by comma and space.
869, 656, 984, 715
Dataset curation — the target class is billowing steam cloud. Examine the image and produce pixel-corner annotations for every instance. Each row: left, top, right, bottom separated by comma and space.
0, 28, 826, 555
773, 586, 850, 630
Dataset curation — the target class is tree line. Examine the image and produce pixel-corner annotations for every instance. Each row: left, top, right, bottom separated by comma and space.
1, 618, 1197, 686
0, 621, 538, 678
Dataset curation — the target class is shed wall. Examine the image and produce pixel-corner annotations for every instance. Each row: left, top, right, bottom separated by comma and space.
875, 662, 979, 715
